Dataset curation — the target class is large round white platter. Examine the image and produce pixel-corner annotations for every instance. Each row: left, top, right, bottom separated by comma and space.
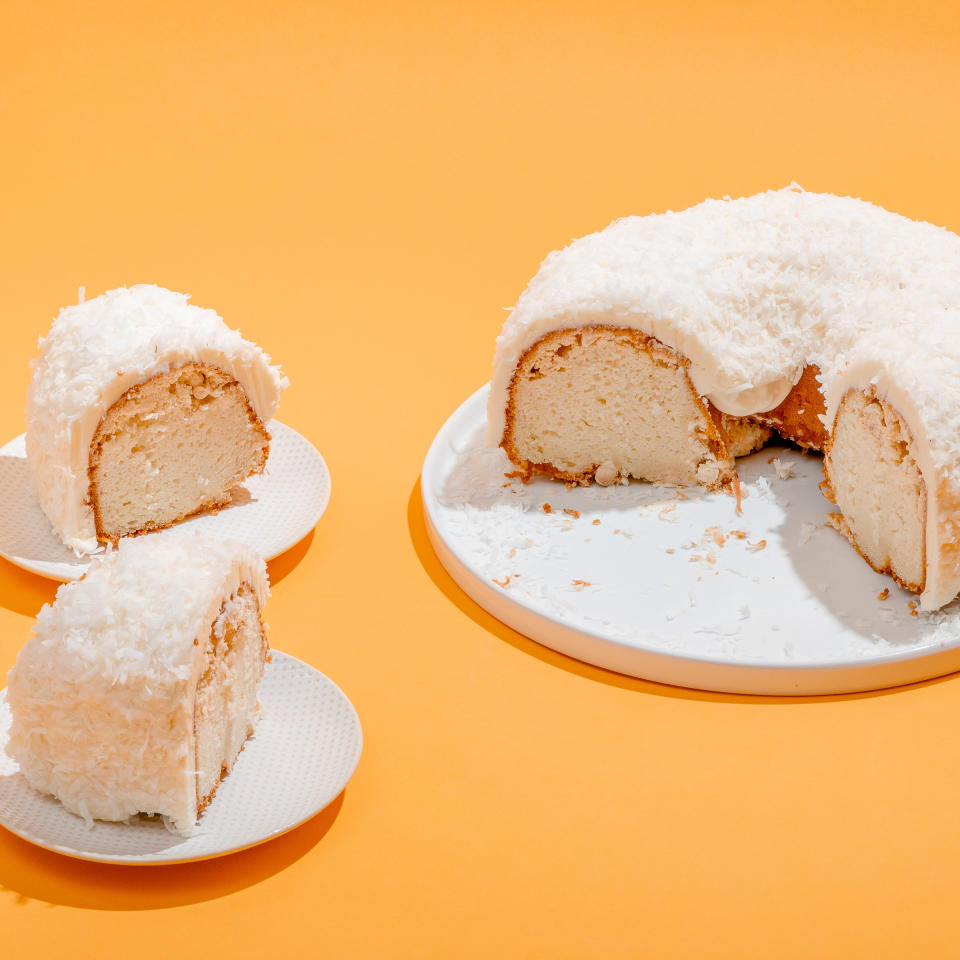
422, 385, 960, 695
0, 421, 329, 580
0, 652, 362, 864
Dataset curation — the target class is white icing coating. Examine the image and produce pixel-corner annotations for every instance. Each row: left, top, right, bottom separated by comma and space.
5, 534, 269, 834
489, 187, 960, 609
26, 284, 289, 554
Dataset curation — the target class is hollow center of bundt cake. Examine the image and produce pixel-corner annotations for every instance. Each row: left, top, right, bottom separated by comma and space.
503, 327, 768, 488
88, 362, 270, 542
193, 583, 268, 815
826, 388, 926, 592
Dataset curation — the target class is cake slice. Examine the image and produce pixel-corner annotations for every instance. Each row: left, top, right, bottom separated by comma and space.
26, 285, 288, 554
5, 534, 270, 833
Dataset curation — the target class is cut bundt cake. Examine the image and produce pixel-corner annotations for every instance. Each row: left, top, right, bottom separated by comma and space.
26, 285, 288, 554
489, 187, 960, 609
5, 534, 270, 833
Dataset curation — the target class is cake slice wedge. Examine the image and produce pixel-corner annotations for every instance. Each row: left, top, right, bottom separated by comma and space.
26, 284, 288, 554
5, 534, 270, 833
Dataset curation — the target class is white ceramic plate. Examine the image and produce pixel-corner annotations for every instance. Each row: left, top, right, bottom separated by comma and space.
0, 652, 362, 864
422, 385, 960, 695
0, 421, 329, 581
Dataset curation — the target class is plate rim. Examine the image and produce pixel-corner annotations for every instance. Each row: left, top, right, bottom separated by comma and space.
0, 420, 330, 582
0, 650, 363, 865
421, 383, 960, 696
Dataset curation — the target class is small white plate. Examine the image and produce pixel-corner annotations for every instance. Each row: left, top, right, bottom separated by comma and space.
0, 651, 362, 864
423, 385, 960, 696
0, 421, 329, 581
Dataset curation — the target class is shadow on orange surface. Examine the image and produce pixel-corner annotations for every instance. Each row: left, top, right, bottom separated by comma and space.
407, 477, 957, 705
0, 559, 57, 619
267, 527, 315, 586
0, 792, 344, 910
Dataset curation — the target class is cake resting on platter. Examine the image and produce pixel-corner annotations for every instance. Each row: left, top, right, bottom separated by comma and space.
5, 534, 270, 834
490, 187, 960, 610
26, 285, 288, 554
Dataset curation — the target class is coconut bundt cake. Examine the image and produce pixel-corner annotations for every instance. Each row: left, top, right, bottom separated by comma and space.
489, 187, 960, 610
26, 284, 288, 554
5, 534, 270, 833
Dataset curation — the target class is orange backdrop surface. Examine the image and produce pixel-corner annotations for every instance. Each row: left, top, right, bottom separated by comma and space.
3, 1, 960, 956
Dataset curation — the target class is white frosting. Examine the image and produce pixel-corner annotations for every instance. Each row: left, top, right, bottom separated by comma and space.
489, 187, 960, 609
26, 284, 289, 554
5, 534, 269, 833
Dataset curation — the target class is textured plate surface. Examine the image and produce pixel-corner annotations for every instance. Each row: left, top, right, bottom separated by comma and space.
0, 651, 362, 864
422, 385, 960, 695
0, 421, 329, 581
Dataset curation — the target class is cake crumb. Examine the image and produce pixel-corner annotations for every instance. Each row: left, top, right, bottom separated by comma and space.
571, 579, 591, 591
563, 508, 580, 519
908, 600, 919, 618
729, 529, 748, 540
504, 470, 530, 483
665, 547, 675, 554
508, 548, 516, 558
704, 525, 727, 547
732, 473, 743, 514
799, 520, 819, 546
772, 458, 794, 479
595, 461, 619, 486
877, 588, 890, 601
746, 539, 767, 553
592, 518, 601, 526
542, 503, 552, 514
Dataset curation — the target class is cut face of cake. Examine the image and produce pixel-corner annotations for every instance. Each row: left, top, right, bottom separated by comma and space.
89, 362, 270, 542
26, 285, 288, 554
5, 535, 270, 833
489, 188, 960, 609
503, 326, 769, 489
824, 388, 926, 594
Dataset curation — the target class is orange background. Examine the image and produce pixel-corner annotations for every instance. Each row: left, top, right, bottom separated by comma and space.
2, 1, 960, 956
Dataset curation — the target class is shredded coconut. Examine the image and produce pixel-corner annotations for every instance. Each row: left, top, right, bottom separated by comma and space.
26, 285, 288, 554
5, 534, 268, 834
